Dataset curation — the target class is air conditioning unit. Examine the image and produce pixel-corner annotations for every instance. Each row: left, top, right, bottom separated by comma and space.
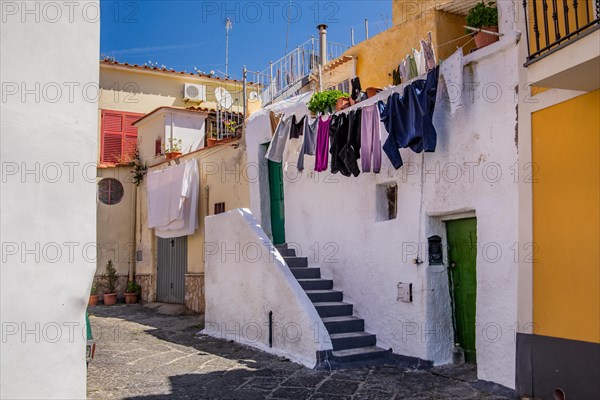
183, 83, 206, 102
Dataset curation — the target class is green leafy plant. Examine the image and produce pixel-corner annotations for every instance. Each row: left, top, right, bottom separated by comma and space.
126, 281, 141, 295
163, 137, 182, 153
101, 260, 119, 294
130, 148, 147, 187
90, 283, 98, 295
466, 2, 498, 30
307, 90, 350, 114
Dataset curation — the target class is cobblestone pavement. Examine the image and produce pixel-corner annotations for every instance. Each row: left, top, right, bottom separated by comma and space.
87, 304, 516, 400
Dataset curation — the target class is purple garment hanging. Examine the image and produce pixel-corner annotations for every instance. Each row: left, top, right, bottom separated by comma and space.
315, 116, 331, 172
360, 104, 382, 173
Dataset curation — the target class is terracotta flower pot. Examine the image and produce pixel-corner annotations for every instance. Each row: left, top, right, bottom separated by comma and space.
124, 293, 138, 304
103, 293, 117, 306
336, 97, 351, 111
366, 87, 382, 98
474, 26, 499, 49
165, 152, 182, 160
207, 138, 218, 147
89, 295, 99, 306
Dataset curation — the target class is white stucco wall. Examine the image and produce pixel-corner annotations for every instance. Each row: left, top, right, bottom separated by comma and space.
203, 209, 332, 367
0, 2, 99, 398
246, 41, 520, 387
136, 109, 207, 166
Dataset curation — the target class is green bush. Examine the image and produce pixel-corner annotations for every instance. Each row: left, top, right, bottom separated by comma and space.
126, 281, 142, 295
101, 260, 119, 294
307, 90, 349, 114
466, 2, 498, 29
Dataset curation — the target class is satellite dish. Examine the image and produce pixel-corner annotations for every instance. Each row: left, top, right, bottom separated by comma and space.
215, 87, 233, 109
249, 91, 259, 100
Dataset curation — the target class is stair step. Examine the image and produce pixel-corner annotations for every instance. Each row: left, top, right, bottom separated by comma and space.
330, 331, 377, 351
331, 346, 389, 363
283, 248, 296, 257
305, 290, 343, 303
322, 316, 365, 334
314, 302, 353, 317
297, 279, 333, 290
290, 267, 320, 279
284, 256, 308, 268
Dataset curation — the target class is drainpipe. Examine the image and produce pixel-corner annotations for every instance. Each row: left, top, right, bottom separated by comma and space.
317, 24, 328, 66
129, 183, 137, 282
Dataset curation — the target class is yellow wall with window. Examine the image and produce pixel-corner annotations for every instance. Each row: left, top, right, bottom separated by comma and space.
532, 89, 600, 344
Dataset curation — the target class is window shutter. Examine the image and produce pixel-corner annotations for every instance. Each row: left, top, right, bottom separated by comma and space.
123, 114, 140, 163
101, 111, 142, 164
101, 111, 124, 164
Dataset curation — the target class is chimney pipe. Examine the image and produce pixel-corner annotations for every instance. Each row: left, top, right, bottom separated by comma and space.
317, 24, 328, 66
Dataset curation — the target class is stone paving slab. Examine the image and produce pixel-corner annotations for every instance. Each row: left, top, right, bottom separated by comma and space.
87, 304, 517, 400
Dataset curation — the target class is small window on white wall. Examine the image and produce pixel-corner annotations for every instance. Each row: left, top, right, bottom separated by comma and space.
155, 138, 162, 157
376, 183, 398, 222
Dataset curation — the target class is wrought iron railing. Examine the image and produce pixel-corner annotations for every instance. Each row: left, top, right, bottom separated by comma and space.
523, 0, 600, 63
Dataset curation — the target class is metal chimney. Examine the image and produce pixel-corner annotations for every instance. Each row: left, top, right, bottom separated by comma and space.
317, 24, 328, 65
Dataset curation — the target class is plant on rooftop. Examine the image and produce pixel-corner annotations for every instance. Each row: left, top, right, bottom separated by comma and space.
466, 2, 498, 30
307, 90, 350, 114
130, 148, 147, 187
466, 2, 499, 49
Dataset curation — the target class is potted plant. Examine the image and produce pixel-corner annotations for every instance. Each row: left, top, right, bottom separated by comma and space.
466, 2, 499, 49
163, 137, 182, 160
207, 132, 218, 147
89, 283, 99, 306
307, 90, 350, 115
100, 259, 118, 306
124, 281, 141, 304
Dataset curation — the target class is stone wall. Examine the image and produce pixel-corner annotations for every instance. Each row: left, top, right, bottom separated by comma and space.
185, 274, 205, 314
135, 274, 155, 303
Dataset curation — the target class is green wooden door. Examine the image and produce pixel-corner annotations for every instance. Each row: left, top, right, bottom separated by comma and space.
446, 218, 477, 363
268, 160, 286, 245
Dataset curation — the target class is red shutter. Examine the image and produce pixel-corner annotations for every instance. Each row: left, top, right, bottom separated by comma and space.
123, 114, 140, 163
101, 111, 143, 164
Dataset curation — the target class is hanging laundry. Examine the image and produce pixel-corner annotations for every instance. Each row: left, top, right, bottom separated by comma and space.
414, 48, 426, 76
156, 160, 200, 239
269, 111, 282, 135
439, 47, 464, 115
329, 113, 351, 176
265, 115, 293, 163
408, 54, 418, 79
399, 59, 409, 83
147, 162, 186, 229
421, 32, 437, 72
360, 104, 382, 173
340, 109, 362, 177
351, 77, 362, 101
392, 67, 401, 85
283, 115, 306, 171
379, 66, 440, 169
314, 116, 331, 172
297, 117, 319, 171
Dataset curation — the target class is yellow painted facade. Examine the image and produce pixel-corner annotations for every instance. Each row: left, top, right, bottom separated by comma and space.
328, 2, 472, 89
532, 89, 600, 344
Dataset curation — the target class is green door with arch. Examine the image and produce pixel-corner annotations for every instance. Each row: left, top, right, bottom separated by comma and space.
446, 218, 477, 363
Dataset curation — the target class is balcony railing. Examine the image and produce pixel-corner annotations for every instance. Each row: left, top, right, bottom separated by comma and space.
524, 0, 600, 64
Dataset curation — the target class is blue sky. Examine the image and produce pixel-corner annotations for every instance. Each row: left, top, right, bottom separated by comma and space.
100, 0, 392, 80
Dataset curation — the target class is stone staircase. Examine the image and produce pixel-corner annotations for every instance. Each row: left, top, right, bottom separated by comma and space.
275, 243, 389, 365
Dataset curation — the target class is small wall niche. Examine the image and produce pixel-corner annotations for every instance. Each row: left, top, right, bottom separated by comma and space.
376, 183, 398, 222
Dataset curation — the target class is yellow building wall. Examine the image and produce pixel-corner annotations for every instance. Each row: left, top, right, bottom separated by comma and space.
532, 89, 600, 344
343, 9, 471, 88
96, 167, 136, 278
135, 141, 250, 274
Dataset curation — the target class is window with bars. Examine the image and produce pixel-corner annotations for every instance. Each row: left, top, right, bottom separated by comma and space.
98, 178, 124, 205
214, 202, 226, 214
100, 110, 143, 164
